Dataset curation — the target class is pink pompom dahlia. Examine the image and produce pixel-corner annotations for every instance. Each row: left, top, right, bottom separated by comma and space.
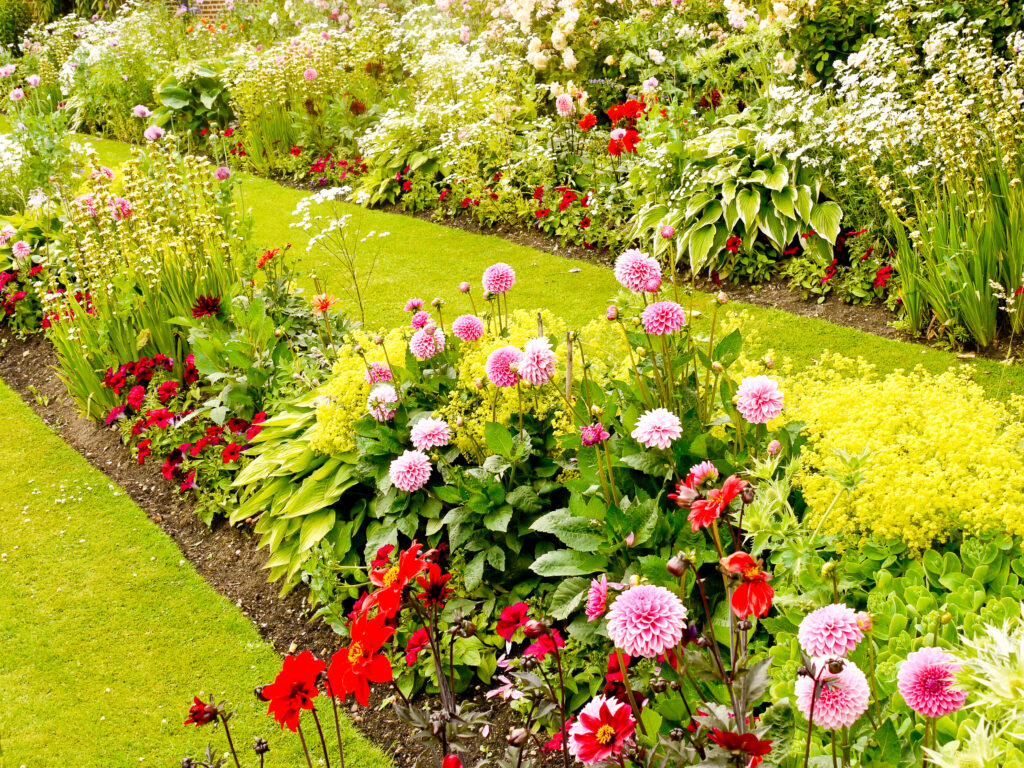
452, 314, 484, 342
795, 658, 871, 730
389, 449, 432, 492
798, 604, 864, 658
486, 346, 523, 388
365, 361, 393, 384
580, 423, 610, 447
404, 297, 424, 312
641, 301, 686, 335
585, 575, 609, 622
519, 336, 556, 386
605, 584, 687, 658
410, 327, 446, 360
735, 375, 784, 424
568, 695, 635, 765
482, 262, 516, 294
410, 417, 451, 451
555, 92, 575, 117
410, 310, 430, 329
367, 384, 399, 421
613, 249, 661, 293
630, 408, 682, 450
11, 240, 30, 259
897, 647, 966, 718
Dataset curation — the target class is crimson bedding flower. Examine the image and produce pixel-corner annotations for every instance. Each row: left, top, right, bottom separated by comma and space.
326, 612, 395, 706
262, 650, 325, 731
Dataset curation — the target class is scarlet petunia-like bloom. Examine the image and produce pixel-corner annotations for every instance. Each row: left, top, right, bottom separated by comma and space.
519, 336, 556, 386
897, 647, 967, 718
410, 327, 446, 360
613, 249, 661, 292
795, 658, 871, 730
452, 314, 484, 342
326, 613, 395, 706
411, 417, 451, 450
688, 475, 749, 532
641, 301, 686, 335
585, 574, 609, 622
631, 408, 682, 450
525, 629, 565, 660
126, 384, 145, 411
157, 380, 178, 404
368, 542, 429, 618
707, 729, 772, 767
798, 604, 864, 658
735, 375, 784, 424
221, 442, 242, 463
568, 695, 636, 765
486, 346, 523, 388
496, 602, 530, 641
262, 650, 325, 731
721, 552, 774, 619
405, 627, 430, 666
578, 113, 597, 131
482, 262, 516, 294
191, 295, 222, 318
605, 584, 687, 658
389, 450, 432, 493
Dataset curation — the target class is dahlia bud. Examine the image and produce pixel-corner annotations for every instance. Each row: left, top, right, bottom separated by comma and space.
459, 618, 477, 638
667, 554, 687, 577
856, 611, 873, 631
636, 347, 646, 357
695, 636, 709, 648
522, 619, 549, 639
716, 291, 728, 305
827, 658, 846, 674
254, 686, 268, 702
252, 738, 270, 756
431, 297, 443, 307
590, 404, 603, 415
459, 281, 471, 293
821, 561, 837, 578
737, 619, 753, 631
352, 345, 364, 355
669, 728, 686, 742
711, 361, 724, 373
740, 486, 756, 505
606, 304, 618, 321
763, 354, 775, 369
274, 327, 283, 338
767, 439, 781, 456
475, 377, 484, 389
373, 334, 384, 345
668, 679, 681, 691
650, 677, 668, 693
660, 224, 675, 239
508, 728, 529, 747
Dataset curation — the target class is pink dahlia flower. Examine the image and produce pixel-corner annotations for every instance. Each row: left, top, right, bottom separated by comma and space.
452, 314, 484, 342
605, 584, 687, 658
519, 336, 556, 386
410, 310, 430, 329
641, 301, 686, 335
555, 93, 574, 117
735, 375, 784, 424
132, 104, 151, 118
11, 240, 30, 259
458, 281, 471, 293
411, 417, 451, 451
390, 449, 432, 492
410, 327, 446, 360
798, 604, 864, 658
482, 262, 516, 294
613, 249, 661, 293
585, 575, 609, 622
367, 384, 398, 421
630, 408, 682, 450
897, 647, 966, 718
568, 695, 635, 765
688, 460, 718, 488
580, 423, 610, 447
404, 297, 424, 312
795, 658, 870, 730
486, 346, 523, 388
364, 361, 393, 384
303, 67, 317, 81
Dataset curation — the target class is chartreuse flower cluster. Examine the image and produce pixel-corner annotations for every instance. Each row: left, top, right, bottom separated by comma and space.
779, 352, 1024, 551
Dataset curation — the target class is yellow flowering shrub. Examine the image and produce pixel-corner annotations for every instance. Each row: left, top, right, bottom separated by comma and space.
777, 353, 1024, 552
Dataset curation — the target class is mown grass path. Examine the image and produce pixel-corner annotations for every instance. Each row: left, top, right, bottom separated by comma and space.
0, 381, 388, 767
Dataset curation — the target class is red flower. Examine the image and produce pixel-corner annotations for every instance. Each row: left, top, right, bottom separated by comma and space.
442, 756, 462, 768
533, 185, 545, 200
371, 544, 395, 568
289, 146, 302, 156
543, 718, 574, 753
496, 602, 529, 641
162, 448, 183, 479
873, 265, 893, 289
608, 129, 641, 156
227, 417, 249, 433
263, 650, 325, 731
157, 380, 178, 404
688, 475, 748, 531
222, 442, 242, 463
570, 695, 636, 763
525, 629, 565, 660
326, 612, 395, 706
126, 385, 145, 411
720, 552, 774, 619
179, 471, 197, 493
725, 236, 743, 254
707, 729, 772, 767
578, 113, 596, 131
137, 439, 152, 465
367, 542, 428, 618
191, 294, 222, 318
184, 695, 219, 726
246, 411, 267, 441
535, 208, 550, 218
607, 100, 646, 125
405, 627, 430, 666
416, 563, 454, 608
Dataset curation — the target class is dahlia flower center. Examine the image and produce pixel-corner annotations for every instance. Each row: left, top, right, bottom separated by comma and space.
382, 566, 401, 587
919, 671, 947, 694
742, 566, 761, 581
347, 642, 366, 664
595, 724, 615, 745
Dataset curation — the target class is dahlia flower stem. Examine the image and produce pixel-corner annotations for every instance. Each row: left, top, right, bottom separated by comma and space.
803, 667, 829, 768
614, 648, 647, 737
551, 641, 572, 768
831, 734, 838, 768
467, 291, 478, 316
297, 722, 315, 768
218, 713, 242, 768
328, 685, 346, 768
311, 708, 333, 768
616, 321, 654, 408
516, 380, 525, 435
600, 444, 621, 507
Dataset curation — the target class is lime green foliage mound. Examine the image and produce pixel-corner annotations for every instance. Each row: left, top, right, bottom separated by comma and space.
0, 381, 388, 768
0, 0, 30, 49
783, 353, 1024, 551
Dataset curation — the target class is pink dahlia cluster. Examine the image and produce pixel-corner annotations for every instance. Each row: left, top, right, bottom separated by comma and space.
390, 449, 432, 492
410, 417, 451, 451
641, 301, 686, 335
613, 249, 662, 293
410, 326, 446, 360
367, 384, 398, 422
798, 604, 864, 658
605, 584, 687, 658
452, 314, 484, 342
631, 408, 682, 450
795, 658, 871, 729
897, 647, 966, 718
486, 346, 523, 387
410, 310, 430, 329
482, 262, 516, 294
735, 375, 783, 424
519, 337, 556, 386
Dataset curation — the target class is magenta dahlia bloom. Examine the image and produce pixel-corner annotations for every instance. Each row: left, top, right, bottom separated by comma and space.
389, 449, 432, 492
410, 417, 451, 451
452, 314, 484, 342
735, 375, 784, 424
482, 262, 516, 294
606, 305, 618, 321
585, 575, 609, 622
580, 423, 610, 447
688, 460, 718, 487
631, 408, 682, 450
795, 658, 870, 729
798, 604, 864, 658
613, 249, 661, 293
404, 297, 424, 312
486, 346, 523, 388
410, 310, 430, 329
605, 584, 687, 658
367, 384, 399, 421
410, 327, 446, 360
519, 336, 556, 386
641, 301, 686, 335
364, 361, 393, 384
897, 647, 966, 718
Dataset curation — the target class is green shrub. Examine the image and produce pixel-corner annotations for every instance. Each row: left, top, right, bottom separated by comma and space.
0, 0, 32, 51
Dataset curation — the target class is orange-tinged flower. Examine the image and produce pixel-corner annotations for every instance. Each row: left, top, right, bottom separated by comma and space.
367, 542, 429, 618
311, 293, 338, 314
688, 475, 748, 531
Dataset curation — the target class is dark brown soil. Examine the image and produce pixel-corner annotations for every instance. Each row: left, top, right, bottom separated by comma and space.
0, 330, 544, 767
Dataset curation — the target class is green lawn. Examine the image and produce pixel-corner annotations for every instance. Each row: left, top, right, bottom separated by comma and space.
81, 135, 1024, 399
0, 381, 389, 767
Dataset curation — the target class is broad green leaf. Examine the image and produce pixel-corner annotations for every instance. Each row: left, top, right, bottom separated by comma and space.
809, 201, 843, 244
298, 509, 336, 553
531, 550, 608, 577
736, 188, 760, 232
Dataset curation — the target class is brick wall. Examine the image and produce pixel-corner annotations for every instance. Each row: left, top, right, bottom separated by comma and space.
166, 0, 231, 18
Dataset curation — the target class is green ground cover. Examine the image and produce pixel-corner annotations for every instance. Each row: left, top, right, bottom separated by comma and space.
0, 380, 389, 767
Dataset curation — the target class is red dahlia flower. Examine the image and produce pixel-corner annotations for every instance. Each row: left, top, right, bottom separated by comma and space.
496, 602, 530, 641
688, 475, 748, 532
262, 650, 325, 731
367, 542, 428, 618
720, 552, 774, 619
191, 294, 222, 318
326, 612, 395, 706
568, 695, 636, 764
405, 627, 430, 666
416, 563, 454, 608
578, 113, 596, 131
707, 728, 772, 767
